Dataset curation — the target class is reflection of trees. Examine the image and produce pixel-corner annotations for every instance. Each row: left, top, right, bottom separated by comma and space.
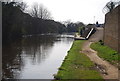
2, 35, 73, 79
2, 40, 23, 79
2, 35, 56, 79
21, 35, 56, 64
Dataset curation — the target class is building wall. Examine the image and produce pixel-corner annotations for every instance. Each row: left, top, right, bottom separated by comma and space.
118, 6, 120, 53
104, 5, 120, 53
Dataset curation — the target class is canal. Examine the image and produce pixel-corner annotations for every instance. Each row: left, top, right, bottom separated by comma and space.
2, 34, 74, 79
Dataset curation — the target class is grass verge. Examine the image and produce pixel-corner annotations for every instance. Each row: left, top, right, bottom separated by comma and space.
54, 40, 103, 80
90, 42, 120, 66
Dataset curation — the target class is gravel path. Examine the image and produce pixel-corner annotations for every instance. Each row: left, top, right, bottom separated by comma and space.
81, 28, 119, 80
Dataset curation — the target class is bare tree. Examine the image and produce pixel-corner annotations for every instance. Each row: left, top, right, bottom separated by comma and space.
38, 4, 51, 19
31, 3, 52, 20
18, 2, 27, 11
31, 3, 39, 18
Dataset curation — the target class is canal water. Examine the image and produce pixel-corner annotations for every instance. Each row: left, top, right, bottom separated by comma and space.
2, 35, 74, 79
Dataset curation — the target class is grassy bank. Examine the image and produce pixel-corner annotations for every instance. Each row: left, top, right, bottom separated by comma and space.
54, 40, 102, 80
91, 42, 120, 66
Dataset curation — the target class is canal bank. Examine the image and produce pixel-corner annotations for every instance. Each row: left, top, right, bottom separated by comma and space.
54, 40, 103, 79
54, 28, 119, 80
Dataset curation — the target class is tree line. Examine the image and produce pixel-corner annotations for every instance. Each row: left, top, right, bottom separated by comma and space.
2, 1, 85, 43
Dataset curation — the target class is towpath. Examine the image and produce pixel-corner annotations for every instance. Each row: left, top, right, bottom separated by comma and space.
81, 27, 119, 80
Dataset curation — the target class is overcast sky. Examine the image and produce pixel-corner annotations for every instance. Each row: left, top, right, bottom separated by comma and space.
23, 0, 110, 24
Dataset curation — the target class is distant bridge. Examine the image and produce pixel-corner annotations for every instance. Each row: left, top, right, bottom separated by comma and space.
74, 28, 95, 40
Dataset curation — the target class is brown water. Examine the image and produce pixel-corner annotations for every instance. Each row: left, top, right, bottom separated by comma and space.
2, 35, 74, 79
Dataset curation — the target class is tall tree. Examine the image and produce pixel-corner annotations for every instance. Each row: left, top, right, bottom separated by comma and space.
31, 3, 39, 18
17, 2, 27, 11
31, 3, 52, 20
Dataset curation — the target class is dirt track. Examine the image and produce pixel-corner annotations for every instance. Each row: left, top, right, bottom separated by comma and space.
81, 28, 119, 80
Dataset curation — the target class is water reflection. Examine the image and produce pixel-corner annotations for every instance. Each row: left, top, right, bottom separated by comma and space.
2, 35, 73, 79
2, 40, 23, 79
21, 35, 56, 65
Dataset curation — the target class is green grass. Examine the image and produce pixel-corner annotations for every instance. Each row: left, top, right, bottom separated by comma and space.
90, 42, 120, 65
54, 40, 102, 80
